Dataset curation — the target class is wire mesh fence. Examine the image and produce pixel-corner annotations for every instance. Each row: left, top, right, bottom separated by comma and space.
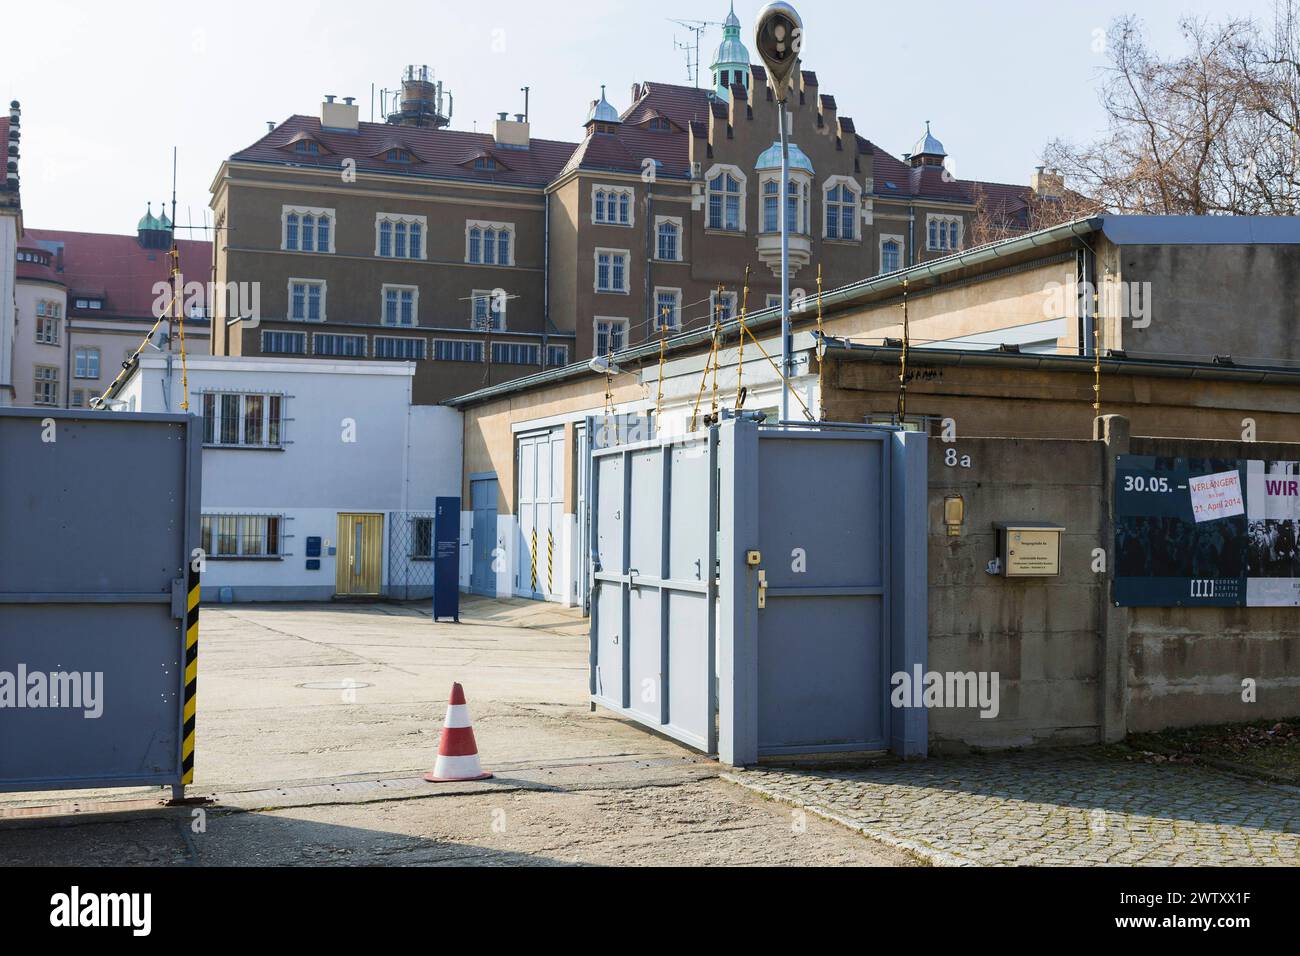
386, 511, 435, 601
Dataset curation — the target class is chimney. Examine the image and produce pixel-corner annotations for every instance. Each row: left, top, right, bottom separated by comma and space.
321, 94, 359, 131
1031, 165, 1064, 199
5, 101, 18, 193
494, 112, 531, 148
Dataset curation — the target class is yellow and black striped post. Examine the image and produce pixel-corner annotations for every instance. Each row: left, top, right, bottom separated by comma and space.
182, 566, 200, 786
530, 527, 538, 593
547, 529, 554, 596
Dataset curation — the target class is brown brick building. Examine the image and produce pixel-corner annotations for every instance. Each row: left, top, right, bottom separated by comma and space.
210, 8, 1048, 404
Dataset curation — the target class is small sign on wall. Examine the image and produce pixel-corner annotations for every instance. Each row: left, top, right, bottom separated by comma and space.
996, 523, 1064, 577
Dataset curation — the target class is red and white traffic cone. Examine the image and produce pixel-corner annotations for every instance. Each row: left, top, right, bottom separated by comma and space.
424, 682, 493, 783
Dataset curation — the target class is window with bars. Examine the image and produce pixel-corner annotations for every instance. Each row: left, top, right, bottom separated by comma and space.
377, 215, 425, 259
656, 219, 680, 261
313, 333, 366, 357
471, 289, 506, 331
707, 170, 743, 231
654, 288, 681, 330
490, 342, 541, 365
594, 318, 628, 356
289, 280, 325, 322
546, 344, 570, 367
927, 215, 962, 251
374, 336, 426, 360
881, 239, 902, 273
201, 392, 285, 448
466, 223, 513, 265
382, 286, 418, 326
33, 366, 59, 406
201, 514, 283, 558
825, 183, 859, 240
262, 331, 308, 354
593, 186, 633, 226
710, 291, 738, 323
433, 339, 484, 362
595, 249, 628, 293
412, 517, 434, 559
283, 207, 333, 252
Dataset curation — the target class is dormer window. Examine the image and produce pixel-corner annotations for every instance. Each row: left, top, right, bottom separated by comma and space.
647, 117, 672, 132
473, 157, 497, 171
293, 140, 321, 155
387, 148, 415, 163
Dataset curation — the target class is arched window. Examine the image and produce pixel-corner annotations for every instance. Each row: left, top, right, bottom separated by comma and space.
657, 220, 679, 261
881, 239, 901, 273
825, 183, 858, 240
285, 213, 299, 251
468, 228, 481, 263
763, 180, 779, 233
708, 171, 742, 231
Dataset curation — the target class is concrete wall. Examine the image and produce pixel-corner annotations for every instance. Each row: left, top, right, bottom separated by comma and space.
0, 215, 16, 404
1124, 435, 1300, 732
925, 425, 1300, 752
927, 437, 1105, 751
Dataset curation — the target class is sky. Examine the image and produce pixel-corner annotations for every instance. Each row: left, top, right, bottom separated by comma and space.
6, 0, 1284, 235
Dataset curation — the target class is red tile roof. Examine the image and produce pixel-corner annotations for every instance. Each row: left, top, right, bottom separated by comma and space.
24, 228, 211, 320
230, 115, 578, 188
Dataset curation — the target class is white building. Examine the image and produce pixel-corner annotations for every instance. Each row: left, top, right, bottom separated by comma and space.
113, 355, 462, 602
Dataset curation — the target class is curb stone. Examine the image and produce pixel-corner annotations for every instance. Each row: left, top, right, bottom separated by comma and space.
720, 772, 970, 867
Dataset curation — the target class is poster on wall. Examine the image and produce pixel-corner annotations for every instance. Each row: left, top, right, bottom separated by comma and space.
1114, 455, 1300, 607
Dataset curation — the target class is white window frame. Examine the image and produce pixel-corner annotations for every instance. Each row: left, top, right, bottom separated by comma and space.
710, 290, 738, 323
759, 170, 811, 236
33, 365, 59, 406
432, 339, 486, 363
471, 289, 507, 331
546, 343, 570, 367
594, 248, 630, 294
374, 213, 429, 260
925, 214, 963, 252
201, 514, 284, 559
286, 278, 327, 322
280, 205, 336, 253
654, 215, 683, 262
765, 294, 783, 310
201, 391, 286, 449
380, 284, 420, 327
704, 163, 747, 233
591, 184, 636, 227
35, 315, 60, 345
822, 175, 862, 241
594, 316, 630, 356
464, 220, 515, 266
879, 233, 905, 274
74, 347, 100, 380
260, 330, 308, 355
653, 286, 682, 330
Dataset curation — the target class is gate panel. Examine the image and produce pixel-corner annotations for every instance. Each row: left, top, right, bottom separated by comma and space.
752, 432, 889, 755
590, 431, 717, 753
0, 409, 201, 794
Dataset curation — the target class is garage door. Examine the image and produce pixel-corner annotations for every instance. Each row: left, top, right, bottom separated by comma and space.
516, 429, 565, 601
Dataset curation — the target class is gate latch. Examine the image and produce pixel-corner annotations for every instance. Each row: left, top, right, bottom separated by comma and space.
757, 569, 768, 610
170, 577, 187, 621
628, 569, 640, 591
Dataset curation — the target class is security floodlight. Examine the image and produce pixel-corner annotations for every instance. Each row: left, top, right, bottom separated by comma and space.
589, 354, 622, 376
754, 2, 803, 103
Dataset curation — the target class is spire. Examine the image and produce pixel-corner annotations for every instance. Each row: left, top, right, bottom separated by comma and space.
710, 2, 751, 100
584, 84, 620, 131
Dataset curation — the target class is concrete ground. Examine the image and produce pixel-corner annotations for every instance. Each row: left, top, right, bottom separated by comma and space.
0, 598, 912, 867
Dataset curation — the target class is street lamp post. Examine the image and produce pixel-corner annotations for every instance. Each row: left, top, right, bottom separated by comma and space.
754, 3, 803, 424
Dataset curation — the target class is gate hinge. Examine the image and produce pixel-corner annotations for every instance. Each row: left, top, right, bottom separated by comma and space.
170, 577, 186, 620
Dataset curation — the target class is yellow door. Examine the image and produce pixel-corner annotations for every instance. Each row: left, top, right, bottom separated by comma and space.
336, 513, 384, 596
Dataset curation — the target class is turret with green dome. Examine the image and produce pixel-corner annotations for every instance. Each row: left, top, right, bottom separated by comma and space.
710, 3, 750, 101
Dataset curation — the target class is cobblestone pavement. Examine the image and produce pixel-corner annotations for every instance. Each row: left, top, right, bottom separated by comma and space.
724, 750, 1300, 866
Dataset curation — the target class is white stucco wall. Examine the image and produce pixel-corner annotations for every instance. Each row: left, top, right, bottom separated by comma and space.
123, 355, 462, 602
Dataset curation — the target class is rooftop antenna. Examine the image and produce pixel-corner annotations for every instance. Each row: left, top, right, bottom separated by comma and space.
521, 86, 530, 122
668, 17, 726, 87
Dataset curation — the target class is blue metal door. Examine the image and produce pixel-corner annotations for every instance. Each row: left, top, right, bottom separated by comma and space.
590, 429, 718, 753
470, 477, 497, 597
717, 419, 929, 766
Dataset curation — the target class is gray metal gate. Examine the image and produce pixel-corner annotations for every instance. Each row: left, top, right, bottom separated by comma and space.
0, 408, 202, 796
588, 417, 928, 766
469, 475, 498, 597
589, 428, 718, 752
